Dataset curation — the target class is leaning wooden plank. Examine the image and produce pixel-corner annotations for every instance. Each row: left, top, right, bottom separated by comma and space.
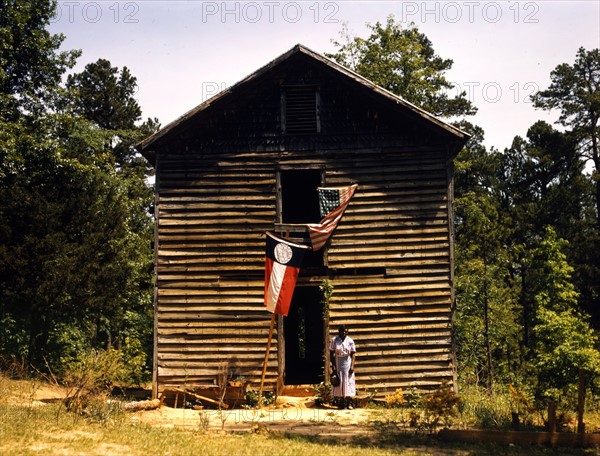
165, 387, 229, 409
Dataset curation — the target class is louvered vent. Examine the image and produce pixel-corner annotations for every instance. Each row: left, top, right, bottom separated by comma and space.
282, 86, 319, 135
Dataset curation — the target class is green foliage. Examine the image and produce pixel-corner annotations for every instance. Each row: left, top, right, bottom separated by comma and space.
402, 385, 421, 409
0, 139, 153, 372
533, 307, 600, 395
313, 381, 333, 406
244, 390, 275, 408
531, 47, 600, 319
119, 310, 153, 384
63, 348, 126, 391
319, 279, 333, 317
65, 59, 142, 130
0, 0, 80, 116
62, 348, 126, 417
0, 0, 155, 380
453, 53, 600, 397
531, 47, 600, 160
528, 226, 579, 313
63, 57, 159, 170
527, 227, 600, 404
327, 16, 476, 118
120, 336, 150, 386
454, 385, 534, 430
454, 188, 521, 387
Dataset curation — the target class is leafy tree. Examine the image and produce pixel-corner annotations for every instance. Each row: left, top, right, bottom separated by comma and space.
532, 47, 600, 226
0, 0, 155, 379
327, 17, 476, 118
61, 61, 158, 367
453, 121, 498, 198
0, 116, 153, 371
64, 58, 159, 168
499, 122, 599, 329
0, 0, 79, 117
454, 190, 520, 389
66, 59, 141, 131
531, 48, 600, 327
454, 125, 522, 389
527, 227, 600, 412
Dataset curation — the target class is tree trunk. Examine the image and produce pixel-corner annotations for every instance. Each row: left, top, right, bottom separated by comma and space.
483, 297, 493, 392
511, 411, 520, 431
483, 258, 493, 392
589, 122, 600, 228
547, 401, 557, 433
520, 264, 530, 350
577, 368, 587, 434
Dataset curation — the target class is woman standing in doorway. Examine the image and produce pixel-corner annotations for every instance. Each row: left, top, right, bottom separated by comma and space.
329, 324, 356, 409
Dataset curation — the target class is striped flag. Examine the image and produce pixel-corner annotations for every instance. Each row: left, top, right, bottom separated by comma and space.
308, 183, 358, 251
264, 232, 310, 316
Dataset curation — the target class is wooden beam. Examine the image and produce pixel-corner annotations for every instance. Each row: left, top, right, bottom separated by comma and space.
162, 387, 229, 409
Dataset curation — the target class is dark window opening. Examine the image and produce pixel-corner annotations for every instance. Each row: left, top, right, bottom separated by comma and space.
284, 286, 325, 385
282, 86, 319, 134
301, 248, 324, 270
280, 169, 322, 224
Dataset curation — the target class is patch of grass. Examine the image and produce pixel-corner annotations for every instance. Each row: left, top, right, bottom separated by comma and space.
2, 402, 598, 456
1, 376, 599, 456
0, 402, 397, 456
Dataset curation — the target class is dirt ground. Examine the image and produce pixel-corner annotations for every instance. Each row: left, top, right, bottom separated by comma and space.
130, 395, 378, 439
15, 380, 381, 441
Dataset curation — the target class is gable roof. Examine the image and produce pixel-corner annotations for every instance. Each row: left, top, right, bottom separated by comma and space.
136, 44, 469, 158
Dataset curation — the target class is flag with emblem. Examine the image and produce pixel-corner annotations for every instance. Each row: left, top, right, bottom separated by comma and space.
308, 183, 358, 251
264, 232, 310, 316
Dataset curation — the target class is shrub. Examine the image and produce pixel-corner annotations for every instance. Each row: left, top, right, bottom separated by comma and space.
245, 390, 274, 408
62, 348, 126, 416
314, 382, 333, 406
423, 381, 460, 428
385, 388, 405, 408
120, 336, 149, 386
403, 385, 422, 408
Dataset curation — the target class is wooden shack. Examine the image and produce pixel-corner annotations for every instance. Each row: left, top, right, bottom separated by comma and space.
137, 44, 469, 399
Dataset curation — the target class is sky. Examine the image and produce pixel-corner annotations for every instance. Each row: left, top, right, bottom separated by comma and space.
48, 1, 600, 151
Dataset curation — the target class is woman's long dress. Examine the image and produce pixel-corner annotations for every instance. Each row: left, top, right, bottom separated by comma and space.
329, 335, 356, 397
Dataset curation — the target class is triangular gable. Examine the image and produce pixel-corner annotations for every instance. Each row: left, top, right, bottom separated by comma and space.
136, 44, 469, 159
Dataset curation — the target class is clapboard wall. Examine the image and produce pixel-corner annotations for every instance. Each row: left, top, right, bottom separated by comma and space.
140, 45, 467, 397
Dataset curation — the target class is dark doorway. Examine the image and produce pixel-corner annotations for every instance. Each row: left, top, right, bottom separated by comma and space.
284, 286, 325, 385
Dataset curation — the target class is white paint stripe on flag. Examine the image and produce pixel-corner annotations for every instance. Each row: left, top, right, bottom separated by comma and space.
265, 261, 286, 313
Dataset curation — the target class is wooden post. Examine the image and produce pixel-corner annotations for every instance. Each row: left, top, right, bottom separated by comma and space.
276, 314, 285, 396
577, 368, 587, 434
258, 313, 276, 405
260, 231, 290, 403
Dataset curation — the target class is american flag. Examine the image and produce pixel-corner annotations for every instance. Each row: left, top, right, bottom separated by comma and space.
308, 184, 358, 251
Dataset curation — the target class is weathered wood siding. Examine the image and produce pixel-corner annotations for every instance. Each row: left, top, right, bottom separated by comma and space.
156, 157, 274, 388
323, 149, 455, 392
149, 48, 462, 396
155, 150, 454, 394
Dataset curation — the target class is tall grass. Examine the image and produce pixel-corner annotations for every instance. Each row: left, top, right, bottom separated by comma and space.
457, 385, 516, 430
